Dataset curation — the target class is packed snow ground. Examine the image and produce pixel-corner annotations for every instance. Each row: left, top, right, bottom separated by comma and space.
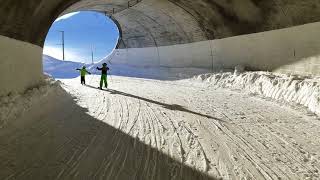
1, 72, 320, 179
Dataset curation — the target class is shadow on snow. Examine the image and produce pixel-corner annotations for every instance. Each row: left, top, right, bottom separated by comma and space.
0, 85, 219, 180
84, 84, 224, 121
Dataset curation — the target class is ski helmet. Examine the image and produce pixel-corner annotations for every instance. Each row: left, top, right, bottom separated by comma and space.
102, 63, 107, 66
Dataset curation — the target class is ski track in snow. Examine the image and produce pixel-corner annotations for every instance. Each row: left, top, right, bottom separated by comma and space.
0, 75, 320, 180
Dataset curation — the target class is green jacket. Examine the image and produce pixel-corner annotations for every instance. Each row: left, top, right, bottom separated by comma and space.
76, 68, 91, 76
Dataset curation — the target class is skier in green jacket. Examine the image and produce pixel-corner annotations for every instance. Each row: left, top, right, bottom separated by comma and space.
96, 63, 110, 90
76, 66, 91, 85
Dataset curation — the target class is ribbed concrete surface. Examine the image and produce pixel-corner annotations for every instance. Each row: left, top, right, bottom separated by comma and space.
1, 0, 320, 47
104, 22, 320, 75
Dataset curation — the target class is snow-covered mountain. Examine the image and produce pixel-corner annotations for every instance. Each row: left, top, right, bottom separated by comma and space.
43, 55, 86, 79
43, 53, 210, 80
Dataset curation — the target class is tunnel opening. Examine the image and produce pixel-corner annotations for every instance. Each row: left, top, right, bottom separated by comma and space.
42, 11, 119, 79
1, 0, 320, 97
2, 1, 320, 179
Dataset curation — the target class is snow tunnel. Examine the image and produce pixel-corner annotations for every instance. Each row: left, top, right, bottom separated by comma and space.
1, 0, 320, 96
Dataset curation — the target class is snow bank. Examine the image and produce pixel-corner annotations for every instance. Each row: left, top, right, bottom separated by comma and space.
193, 71, 320, 115
0, 35, 43, 97
0, 76, 61, 127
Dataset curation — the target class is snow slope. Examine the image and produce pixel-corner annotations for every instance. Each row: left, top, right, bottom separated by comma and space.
43, 53, 320, 117
0, 54, 316, 179
1, 75, 320, 179
43, 55, 85, 78
43, 54, 208, 80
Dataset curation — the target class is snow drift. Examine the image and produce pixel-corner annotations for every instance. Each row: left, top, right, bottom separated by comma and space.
0, 76, 61, 127
192, 71, 320, 116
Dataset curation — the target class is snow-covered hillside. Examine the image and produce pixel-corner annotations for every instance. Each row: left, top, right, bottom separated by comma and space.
43, 54, 208, 80
43, 55, 85, 78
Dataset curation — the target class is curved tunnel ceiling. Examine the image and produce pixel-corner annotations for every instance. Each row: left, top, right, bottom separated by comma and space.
1, 0, 320, 49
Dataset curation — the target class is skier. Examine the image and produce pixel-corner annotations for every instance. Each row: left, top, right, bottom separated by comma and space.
76, 66, 91, 85
96, 63, 110, 90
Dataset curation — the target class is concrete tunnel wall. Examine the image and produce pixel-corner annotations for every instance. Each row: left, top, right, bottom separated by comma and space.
108, 22, 320, 76
0, 35, 43, 96
1, 0, 320, 96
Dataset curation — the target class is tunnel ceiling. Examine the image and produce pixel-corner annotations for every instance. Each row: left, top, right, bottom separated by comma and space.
1, 0, 320, 48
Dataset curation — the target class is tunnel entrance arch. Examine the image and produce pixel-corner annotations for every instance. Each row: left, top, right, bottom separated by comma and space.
43, 10, 120, 63
42, 10, 121, 79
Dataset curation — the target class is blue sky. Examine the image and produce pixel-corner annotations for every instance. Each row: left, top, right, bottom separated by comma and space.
43, 11, 119, 63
